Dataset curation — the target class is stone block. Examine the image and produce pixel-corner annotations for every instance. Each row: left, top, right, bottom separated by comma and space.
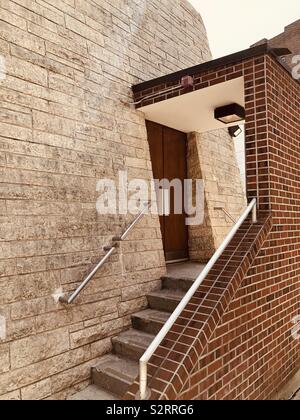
10, 328, 70, 369
21, 379, 52, 401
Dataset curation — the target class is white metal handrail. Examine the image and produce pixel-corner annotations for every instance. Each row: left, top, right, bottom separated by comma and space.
139, 198, 257, 400
59, 201, 152, 305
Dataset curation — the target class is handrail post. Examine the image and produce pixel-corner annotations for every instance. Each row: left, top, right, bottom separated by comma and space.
139, 360, 149, 400
252, 200, 257, 223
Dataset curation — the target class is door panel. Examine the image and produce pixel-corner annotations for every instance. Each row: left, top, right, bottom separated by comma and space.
163, 127, 188, 261
146, 121, 188, 262
147, 121, 165, 252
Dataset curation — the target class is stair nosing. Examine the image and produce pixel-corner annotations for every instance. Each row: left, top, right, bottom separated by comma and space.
94, 366, 135, 385
147, 291, 185, 301
162, 275, 195, 282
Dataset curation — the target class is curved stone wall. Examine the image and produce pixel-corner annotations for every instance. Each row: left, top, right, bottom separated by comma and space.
0, 0, 222, 400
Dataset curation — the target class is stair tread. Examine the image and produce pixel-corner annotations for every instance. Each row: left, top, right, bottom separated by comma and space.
94, 354, 138, 383
134, 309, 171, 323
162, 276, 194, 292
166, 262, 205, 280
88, 266, 203, 396
163, 275, 194, 283
113, 329, 155, 348
68, 385, 118, 401
148, 289, 185, 300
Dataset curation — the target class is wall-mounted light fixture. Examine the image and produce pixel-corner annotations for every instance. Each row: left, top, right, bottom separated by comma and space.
228, 125, 243, 138
215, 103, 245, 124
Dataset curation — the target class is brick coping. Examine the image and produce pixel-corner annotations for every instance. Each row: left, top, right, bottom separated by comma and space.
132, 44, 292, 95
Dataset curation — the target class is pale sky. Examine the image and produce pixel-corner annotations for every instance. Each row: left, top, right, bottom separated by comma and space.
188, 0, 300, 58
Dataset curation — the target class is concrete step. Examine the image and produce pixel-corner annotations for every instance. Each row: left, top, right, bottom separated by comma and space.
147, 289, 185, 312
112, 329, 155, 362
68, 385, 118, 400
92, 354, 138, 397
166, 262, 205, 284
132, 309, 171, 335
84, 264, 204, 399
162, 276, 194, 292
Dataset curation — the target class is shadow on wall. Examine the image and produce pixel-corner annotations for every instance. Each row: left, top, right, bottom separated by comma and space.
188, 129, 247, 263
188, 132, 215, 262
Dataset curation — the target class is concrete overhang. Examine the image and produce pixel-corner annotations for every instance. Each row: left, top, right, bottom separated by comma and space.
132, 44, 294, 134
138, 77, 245, 133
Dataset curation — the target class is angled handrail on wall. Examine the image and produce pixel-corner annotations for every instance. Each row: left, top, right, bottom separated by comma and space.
59, 201, 152, 305
214, 207, 237, 224
138, 198, 257, 400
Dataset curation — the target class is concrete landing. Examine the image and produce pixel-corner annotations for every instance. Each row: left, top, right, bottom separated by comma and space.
167, 261, 205, 280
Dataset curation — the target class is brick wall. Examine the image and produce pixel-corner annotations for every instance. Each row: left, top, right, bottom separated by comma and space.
180, 56, 300, 399
0, 0, 215, 400
127, 51, 300, 400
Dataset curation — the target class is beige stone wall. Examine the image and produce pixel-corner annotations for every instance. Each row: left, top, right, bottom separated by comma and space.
188, 130, 247, 262
0, 0, 213, 400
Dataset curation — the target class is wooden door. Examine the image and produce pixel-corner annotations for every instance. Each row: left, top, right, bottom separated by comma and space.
146, 121, 188, 262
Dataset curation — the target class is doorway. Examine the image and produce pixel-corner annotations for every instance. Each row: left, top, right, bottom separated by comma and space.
146, 121, 189, 263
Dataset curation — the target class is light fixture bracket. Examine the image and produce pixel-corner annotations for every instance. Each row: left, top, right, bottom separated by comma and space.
228, 125, 243, 138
